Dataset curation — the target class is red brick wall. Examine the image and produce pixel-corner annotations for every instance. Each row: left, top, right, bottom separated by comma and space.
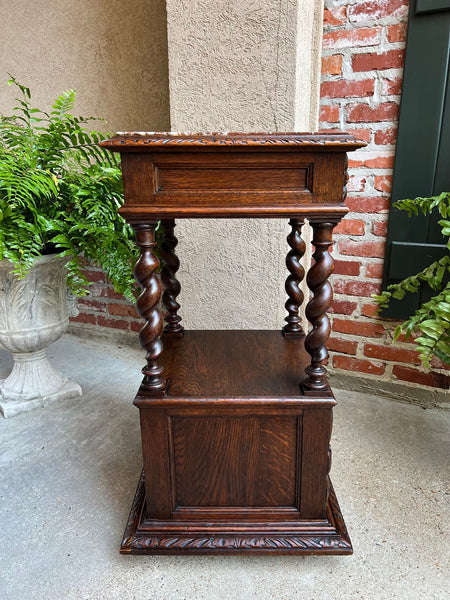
70, 265, 143, 334
70, 0, 449, 390
320, 0, 447, 389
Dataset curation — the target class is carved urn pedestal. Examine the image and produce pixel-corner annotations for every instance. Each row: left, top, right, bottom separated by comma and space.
102, 132, 364, 555
0, 255, 82, 418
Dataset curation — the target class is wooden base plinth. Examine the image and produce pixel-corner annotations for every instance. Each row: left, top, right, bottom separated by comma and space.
121, 471, 352, 555
123, 331, 351, 556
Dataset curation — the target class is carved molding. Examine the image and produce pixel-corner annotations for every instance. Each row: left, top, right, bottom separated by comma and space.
101, 132, 364, 151
121, 472, 146, 551
121, 472, 352, 554
127, 533, 351, 551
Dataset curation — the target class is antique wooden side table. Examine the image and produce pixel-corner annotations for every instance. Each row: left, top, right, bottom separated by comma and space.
102, 132, 364, 555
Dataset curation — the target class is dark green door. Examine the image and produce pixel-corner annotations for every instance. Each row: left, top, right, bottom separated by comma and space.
381, 0, 450, 318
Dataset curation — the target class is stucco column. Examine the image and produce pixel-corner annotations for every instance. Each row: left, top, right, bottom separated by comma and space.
166, 0, 323, 330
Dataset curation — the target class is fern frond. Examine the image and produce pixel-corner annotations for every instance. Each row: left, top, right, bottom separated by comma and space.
51, 89, 76, 117
0, 76, 137, 298
394, 284, 450, 368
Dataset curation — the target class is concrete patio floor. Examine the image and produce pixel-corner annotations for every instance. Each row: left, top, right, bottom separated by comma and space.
0, 333, 448, 600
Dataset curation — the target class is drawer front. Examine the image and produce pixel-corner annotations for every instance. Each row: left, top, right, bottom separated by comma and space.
120, 151, 347, 217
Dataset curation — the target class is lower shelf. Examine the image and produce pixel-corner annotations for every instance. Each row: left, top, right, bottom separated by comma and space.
121, 471, 353, 555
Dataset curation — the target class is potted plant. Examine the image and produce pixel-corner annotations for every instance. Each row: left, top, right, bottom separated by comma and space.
0, 76, 137, 417
373, 192, 450, 368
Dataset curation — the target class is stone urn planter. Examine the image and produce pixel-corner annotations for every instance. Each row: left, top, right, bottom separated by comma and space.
0, 254, 82, 417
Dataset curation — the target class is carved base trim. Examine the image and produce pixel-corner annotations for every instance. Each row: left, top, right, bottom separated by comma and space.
120, 471, 352, 555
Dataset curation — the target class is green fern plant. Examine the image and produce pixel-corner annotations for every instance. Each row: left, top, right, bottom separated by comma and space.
372, 192, 450, 368
0, 76, 138, 300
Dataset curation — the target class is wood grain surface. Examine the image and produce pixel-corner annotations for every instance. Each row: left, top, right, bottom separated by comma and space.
158, 330, 309, 399
171, 414, 298, 507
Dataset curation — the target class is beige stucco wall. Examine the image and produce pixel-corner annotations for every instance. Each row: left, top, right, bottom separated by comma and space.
0, 0, 170, 132
166, 0, 323, 330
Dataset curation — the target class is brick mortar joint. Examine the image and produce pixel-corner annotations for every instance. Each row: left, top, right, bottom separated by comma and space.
332, 337, 448, 372
71, 311, 140, 322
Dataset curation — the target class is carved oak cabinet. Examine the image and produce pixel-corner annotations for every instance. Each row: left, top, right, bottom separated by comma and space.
101, 132, 364, 555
